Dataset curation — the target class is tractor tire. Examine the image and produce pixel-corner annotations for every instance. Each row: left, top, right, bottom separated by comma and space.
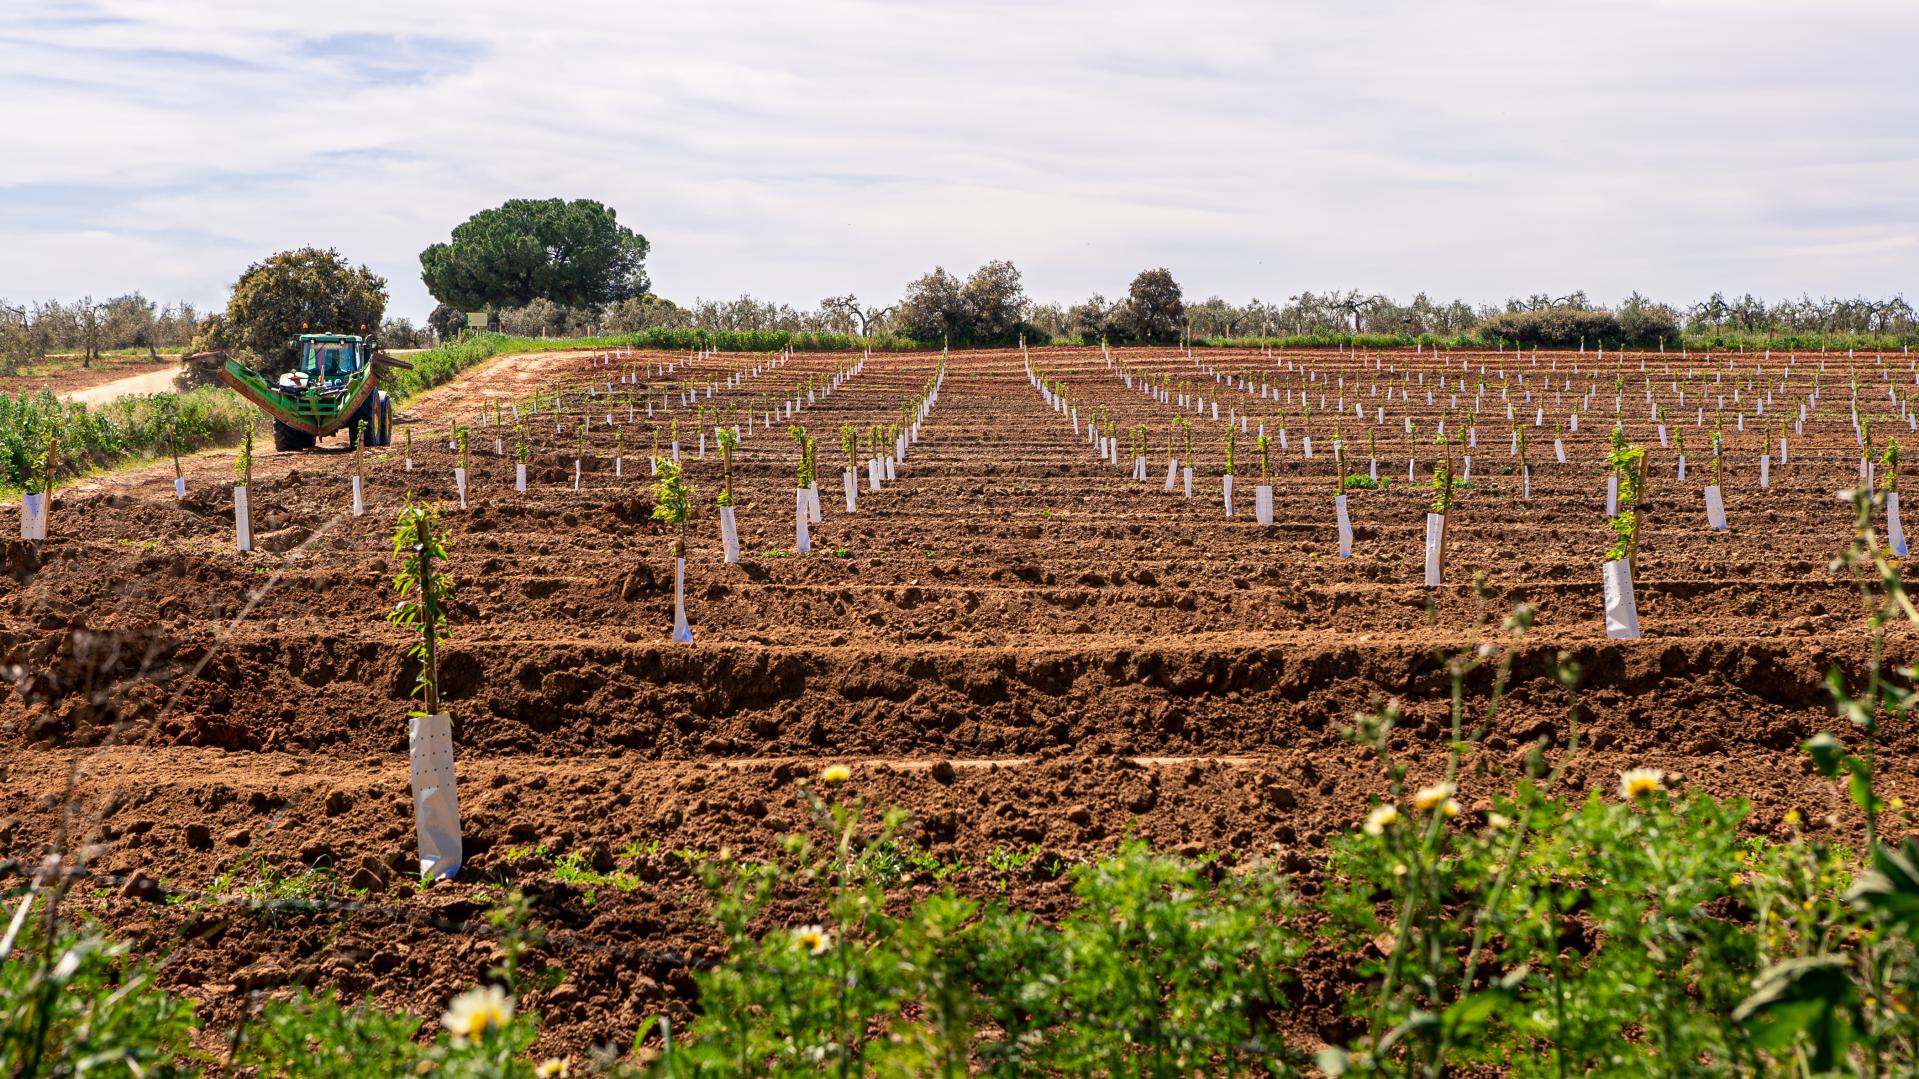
347, 399, 376, 449
272, 419, 314, 452
375, 393, 393, 446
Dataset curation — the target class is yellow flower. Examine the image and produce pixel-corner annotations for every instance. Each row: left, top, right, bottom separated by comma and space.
821, 764, 851, 786
1618, 768, 1665, 800
1784, 808, 1802, 827
793, 924, 831, 955
1487, 812, 1513, 830
536, 1060, 570, 1079
1412, 783, 1455, 813
1364, 804, 1400, 836
441, 985, 512, 1041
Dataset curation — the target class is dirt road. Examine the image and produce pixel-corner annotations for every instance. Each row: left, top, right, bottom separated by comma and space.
59, 363, 185, 405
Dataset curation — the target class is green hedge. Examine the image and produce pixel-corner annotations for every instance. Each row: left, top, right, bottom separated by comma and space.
0, 388, 252, 491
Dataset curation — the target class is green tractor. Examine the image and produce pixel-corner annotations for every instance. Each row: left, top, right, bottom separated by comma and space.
207, 334, 410, 451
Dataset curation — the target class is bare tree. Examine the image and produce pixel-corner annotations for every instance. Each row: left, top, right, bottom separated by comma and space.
821, 294, 894, 338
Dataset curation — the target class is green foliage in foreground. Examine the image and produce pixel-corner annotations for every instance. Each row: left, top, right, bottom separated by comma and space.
0, 388, 253, 490
6, 489, 1918, 1076
8, 769, 1919, 1077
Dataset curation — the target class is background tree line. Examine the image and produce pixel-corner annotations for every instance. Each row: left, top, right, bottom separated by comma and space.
453, 280, 1919, 350
405, 197, 1919, 349
0, 295, 203, 371
12, 186, 1914, 374
12, 277, 1914, 376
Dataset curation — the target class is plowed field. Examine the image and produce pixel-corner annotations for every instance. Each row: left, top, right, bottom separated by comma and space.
6, 344, 1913, 1057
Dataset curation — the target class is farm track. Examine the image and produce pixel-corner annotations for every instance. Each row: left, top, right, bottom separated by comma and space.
5, 344, 1918, 1057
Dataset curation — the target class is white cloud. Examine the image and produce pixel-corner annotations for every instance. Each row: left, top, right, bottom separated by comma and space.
1, 0, 1915, 318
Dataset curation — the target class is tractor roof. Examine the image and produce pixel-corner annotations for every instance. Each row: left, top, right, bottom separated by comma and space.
298, 333, 365, 343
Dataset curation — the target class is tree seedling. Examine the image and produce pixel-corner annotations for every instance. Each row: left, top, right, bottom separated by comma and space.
716, 426, 738, 508
388, 501, 453, 716
652, 456, 693, 559
1606, 438, 1648, 565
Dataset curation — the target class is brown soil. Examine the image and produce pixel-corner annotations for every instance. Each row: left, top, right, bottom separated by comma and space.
3, 344, 1913, 1062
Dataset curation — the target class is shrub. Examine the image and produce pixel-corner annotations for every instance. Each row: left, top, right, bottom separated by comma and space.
1475, 307, 1621, 348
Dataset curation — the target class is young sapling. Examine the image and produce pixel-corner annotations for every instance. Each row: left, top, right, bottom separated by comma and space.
232, 418, 254, 551
839, 424, 859, 511
388, 499, 463, 877
652, 457, 696, 642
389, 501, 454, 716
1602, 437, 1648, 638
353, 419, 368, 515
716, 425, 741, 562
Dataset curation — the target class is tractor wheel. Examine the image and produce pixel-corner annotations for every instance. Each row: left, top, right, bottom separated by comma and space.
272, 419, 314, 452
347, 399, 376, 449
375, 393, 393, 446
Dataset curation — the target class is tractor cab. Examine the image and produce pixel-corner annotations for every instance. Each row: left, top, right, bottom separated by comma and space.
280, 334, 369, 393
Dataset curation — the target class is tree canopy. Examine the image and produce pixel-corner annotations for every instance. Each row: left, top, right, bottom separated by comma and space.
896, 260, 1029, 344
1112, 268, 1185, 342
419, 199, 649, 325
193, 247, 387, 369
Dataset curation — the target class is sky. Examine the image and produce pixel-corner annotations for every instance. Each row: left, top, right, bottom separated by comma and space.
2, 0, 1916, 321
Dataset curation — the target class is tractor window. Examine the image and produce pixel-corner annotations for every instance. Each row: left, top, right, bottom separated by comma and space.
301, 342, 359, 378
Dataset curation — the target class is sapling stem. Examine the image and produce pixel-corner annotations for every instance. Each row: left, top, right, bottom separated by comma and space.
42, 433, 58, 499
1430, 430, 1457, 518
716, 426, 738, 508
791, 425, 815, 489
1605, 438, 1648, 565
234, 418, 253, 489
388, 501, 453, 716
1334, 420, 1347, 492
1709, 418, 1724, 488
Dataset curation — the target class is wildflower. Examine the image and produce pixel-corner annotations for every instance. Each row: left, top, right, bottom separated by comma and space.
536, 1060, 570, 1078
1784, 808, 1802, 827
1364, 804, 1400, 835
1487, 812, 1513, 830
1412, 782, 1455, 812
821, 764, 851, 786
793, 924, 831, 955
442, 985, 513, 1041
1618, 768, 1665, 799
